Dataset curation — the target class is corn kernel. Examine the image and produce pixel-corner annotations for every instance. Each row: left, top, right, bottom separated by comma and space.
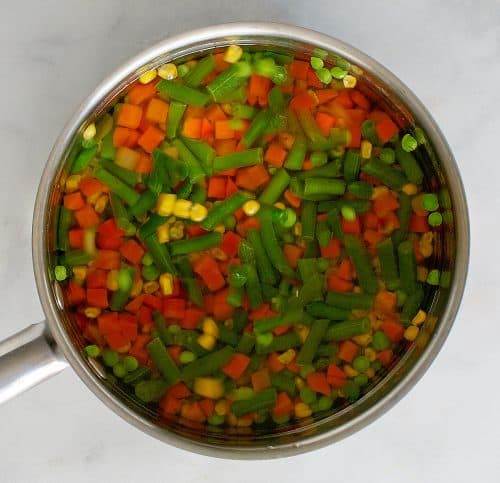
197, 333, 216, 351
193, 377, 224, 399
157, 223, 170, 244
221, 103, 232, 115
419, 232, 434, 258
143, 281, 160, 294
366, 367, 375, 378
94, 194, 108, 214
404, 325, 419, 341
83, 123, 96, 141
364, 347, 377, 362
360, 140, 372, 159
224, 318, 234, 329
156, 193, 177, 217
190, 203, 208, 222
353, 286, 362, 294
116, 342, 131, 354
351, 309, 368, 319
211, 247, 228, 261
215, 399, 229, 416
295, 402, 312, 418
417, 266, 428, 282
243, 200, 261, 216
343, 74, 357, 88
402, 183, 418, 196
159, 272, 174, 296
412, 310, 427, 326
169, 221, 185, 240
227, 413, 238, 426
84, 307, 101, 319
202, 318, 219, 338
273, 202, 286, 211
293, 222, 302, 236
277, 349, 296, 365
157, 63, 178, 80
139, 69, 157, 84
411, 194, 427, 216
352, 333, 372, 346
295, 324, 310, 343
163, 146, 179, 159
130, 278, 143, 298
344, 365, 359, 378
237, 416, 253, 427
213, 224, 226, 233
295, 377, 305, 390
173, 199, 192, 219
87, 191, 102, 206
224, 45, 243, 63
106, 270, 119, 291
371, 186, 389, 199
65, 175, 81, 193
72, 266, 87, 282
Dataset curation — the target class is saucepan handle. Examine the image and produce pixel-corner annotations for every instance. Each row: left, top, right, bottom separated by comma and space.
0, 322, 68, 404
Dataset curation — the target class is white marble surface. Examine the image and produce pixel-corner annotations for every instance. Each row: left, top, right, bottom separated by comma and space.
0, 1, 498, 481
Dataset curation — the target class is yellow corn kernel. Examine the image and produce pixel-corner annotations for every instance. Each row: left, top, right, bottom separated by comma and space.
411, 194, 427, 216
360, 140, 372, 159
351, 309, 368, 319
371, 186, 389, 199
364, 347, 377, 362
211, 247, 228, 261
159, 272, 174, 296
295, 402, 312, 418
344, 365, 359, 378
169, 221, 185, 240
139, 69, 157, 84
227, 413, 238, 426
419, 232, 434, 258
190, 203, 208, 222
173, 199, 192, 219
412, 310, 427, 326
130, 278, 143, 298
116, 342, 131, 354
197, 333, 216, 351
221, 103, 232, 115
157, 223, 170, 244
277, 349, 296, 365
295, 324, 310, 343
213, 224, 226, 233
72, 266, 87, 283
353, 286, 362, 294
215, 399, 229, 416
366, 367, 375, 378
295, 377, 305, 390
202, 318, 219, 338
157, 63, 178, 80
65, 175, 81, 193
352, 333, 372, 346
156, 193, 177, 217
343, 74, 357, 88
87, 190, 102, 206
243, 200, 261, 216
106, 270, 119, 291
404, 325, 419, 341
94, 194, 108, 214
224, 318, 234, 329
84, 307, 101, 319
237, 417, 253, 427
143, 281, 160, 294
293, 222, 302, 236
83, 123, 96, 141
163, 146, 178, 159
402, 183, 418, 196
193, 377, 225, 399
223, 45, 243, 63
417, 266, 428, 282
273, 202, 286, 211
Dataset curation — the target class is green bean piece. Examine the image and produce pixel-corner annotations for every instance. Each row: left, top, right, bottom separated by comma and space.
184, 54, 216, 87
57, 206, 72, 251
294, 274, 324, 307
318, 199, 371, 214
344, 235, 378, 294
232, 103, 257, 119
70, 144, 98, 174
398, 240, 418, 294
376, 238, 400, 290
123, 366, 151, 385
348, 181, 373, 199
153, 311, 173, 346
297, 257, 318, 281
305, 302, 350, 320
135, 379, 169, 403
256, 332, 302, 354
108, 193, 135, 235
157, 79, 210, 107
259, 168, 291, 205
128, 190, 157, 219
324, 318, 371, 341
94, 167, 140, 206
325, 291, 374, 310
297, 161, 342, 180
227, 285, 244, 307
218, 325, 240, 346
360, 119, 381, 145
326, 207, 343, 239
100, 131, 116, 160
247, 229, 278, 285
175, 180, 193, 199
343, 150, 361, 184
316, 344, 338, 358
190, 183, 207, 204
206, 61, 252, 102
232, 309, 249, 333
181, 346, 234, 381
60, 250, 95, 267
99, 159, 139, 187
395, 144, 423, 184
310, 152, 328, 168
214, 84, 248, 103
303, 178, 346, 198
242, 108, 273, 148
297, 319, 330, 365
392, 192, 412, 246
253, 307, 305, 334
235, 333, 256, 355
137, 214, 167, 240
316, 221, 332, 247
213, 148, 263, 172
145, 154, 165, 195
301, 200, 317, 242
238, 240, 263, 309
182, 138, 216, 175
146, 337, 181, 385
231, 388, 277, 417
172, 139, 206, 183
143, 234, 177, 274
169, 232, 222, 256
270, 372, 297, 397
361, 158, 407, 190
176, 257, 203, 307
166, 101, 187, 139
201, 192, 253, 231
400, 284, 424, 325
267, 86, 287, 113
110, 266, 136, 311
284, 137, 307, 170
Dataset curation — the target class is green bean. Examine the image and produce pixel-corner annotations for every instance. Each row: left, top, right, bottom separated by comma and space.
146, 337, 181, 385
176, 330, 207, 356
100, 132, 116, 160
232, 103, 257, 119
60, 250, 94, 267
310, 151, 328, 168
256, 332, 302, 354
157, 79, 210, 107
232, 309, 249, 333
305, 302, 350, 320
398, 240, 418, 294
182, 138, 216, 175
270, 372, 297, 397
266, 87, 286, 113
324, 318, 371, 341
172, 139, 206, 182
217, 325, 239, 346
184, 54, 216, 87
128, 190, 157, 219
376, 238, 400, 290
231, 388, 277, 417
316, 344, 338, 358
325, 291, 374, 310
110, 266, 135, 311
166, 101, 187, 139
227, 285, 245, 307
401, 283, 424, 325
181, 346, 234, 381
283, 136, 307, 170
175, 180, 193, 199
303, 178, 346, 198
152, 311, 173, 346
134, 379, 169, 403
297, 319, 330, 365
99, 159, 138, 188
152, 148, 187, 188
169, 232, 222, 256
253, 307, 305, 334
213, 148, 263, 172
143, 234, 177, 274
201, 192, 253, 231
297, 257, 318, 281
344, 235, 378, 294
318, 199, 371, 214
301, 200, 317, 242
109, 193, 136, 235
326, 207, 343, 239
190, 183, 207, 204
214, 84, 247, 103
360, 120, 381, 145
242, 108, 273, 148
259, 168, 291, 205
296, 109, 326, 146
294, 274, 324, 307
94, 167, 140, 206
395, 144, 423, 184
176, 256, 203, 306
238, 240, 263, 309
297, 162, 342, 180
57, 206, 72, 251
235, 333, 255, 355
145, 154, 165, 195
361, 158, 407, 190
123, 366, 151, 385
316, 221, 332, 248
343, 150, 360, 184
260, 51, 293, 64
206, 61, 252, 102
137, 214, 167, 240
70, 145, 98, 174
348, 181, 373, 199
247, 229, 278, 285
392, 192, 412, 246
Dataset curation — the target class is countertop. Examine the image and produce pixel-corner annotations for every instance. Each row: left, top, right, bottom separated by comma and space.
1, 1, 498, 482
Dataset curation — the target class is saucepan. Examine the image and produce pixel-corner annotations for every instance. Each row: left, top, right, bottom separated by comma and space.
0, 22, 469, 458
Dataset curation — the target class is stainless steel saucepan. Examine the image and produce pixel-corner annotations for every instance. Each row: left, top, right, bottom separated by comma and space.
0, 23, 469, 459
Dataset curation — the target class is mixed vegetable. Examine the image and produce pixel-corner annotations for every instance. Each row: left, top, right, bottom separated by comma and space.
55, 45, 445, 429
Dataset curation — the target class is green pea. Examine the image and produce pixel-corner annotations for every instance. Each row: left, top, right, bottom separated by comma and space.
372, 330, 390, 351
272, 413, 291, 425
331, 66, 347, 79
352, 355, 370, 373
370, 360, 382, 371
299, 364, 315, 379
177, 64, 190, 77
179, 351, 196, 364
142, 253, 154, 266
428, 212, 443, 226
396, 290, 407, 307
256, 332, 273, 347
343, 380, 360, 402
102, 349, 119, 367
113, 362, 127, 378
54, 265, 68, 281
421, 193, 439, 211
317, 395, 333, 411
379, 147, 396, 164
354, 374, 369, 386
341, 205, 356, 221
310, 56, 324, 70
280, 208, 297, 228
316, 67, 332, 84
300, 387, 317, 404
84, 344, 100, 358
426, 269, 440, 286
142, 264, 160, 281
207, 414, 225, 426
401, 134, 418, 152
123, 355, 139, 372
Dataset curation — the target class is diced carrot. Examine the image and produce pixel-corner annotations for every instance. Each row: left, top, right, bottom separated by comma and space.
381, 319, 405, 343
105, 332, 131, 351
163, 298, 186, 320
316, 88, 338, 105
273, 325, 289, 336
220, 231, 242, 258
307, 68, 324, 88
128, 83, 157, 105
264, 142, 288, 168
168, 382, 192, 399
205, 103, 227, 122
273, 391, 294, 417
120, 317, 138, 341
198, 118, 213, 139
235, 216, 261, 238
125, 294, 145, 314
74, 204, 99, 228
214, 139, 236, 156
167, 345, 182, 365
193, 255, 225, 292
137, 125, 165, 153
113, 126, 134, 147
222, 353, 251, 380
380, 212, 400, 233
63, 192, 85, 211
315, 112, 336, 137
289, 60, 310, 81
335, 89, 354, 109
185, 223, 207, 238
376, 118, 399, 143
409, 214, 430, 233
327, 274, 353, 292
145, 97, 169, 124
350, 90, 370, 110
336, 258, 353, 281
212, 288, 235, 321
96, 219, 124, 249
247, 74, 272, 106
213, 52, 230, 73
360, 171, 381, 186
235, 164, 270, 191
320, 238, 342, 258
251, 368, 271, 392
306, 372, 331, 396
181, 401, 206, 423
86, 288, 108, 309
284, 190, 301, 208
79, 177, 108, 198
364, 229, 384, 247
135, 153, 153, 174
341, 216, 361, 235
181, 308, 204, 330
283, 244, 304, 269
348, 124, 361, 148
97, 312, 120, 334
214, 120, 235, 140
182, 117, 202, 139
199, 398, 215, 418
225, 178, 238, 198
143, 294, 162, 310
86, 269, 107, 289
373, 192, 399, 217
362, 212, 380, 230
377, 349, 393, 367
117, 103, 143, 129
137, 306, 153, 326
326, 363, 347, 389
160, 396, 183, 416
289, 90, 318, 111
207, 176, 227, 199
68, 228, 84, 249
249, 303, 276, 321
374, 290, 398, 314
337, 340, 359, 363
218, 168, 237, 177
66, 280, 86, 305
94, 250, 121, 270
138, 115, 152, 134
119, 239, 145, 265
267, 352, 285, 373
